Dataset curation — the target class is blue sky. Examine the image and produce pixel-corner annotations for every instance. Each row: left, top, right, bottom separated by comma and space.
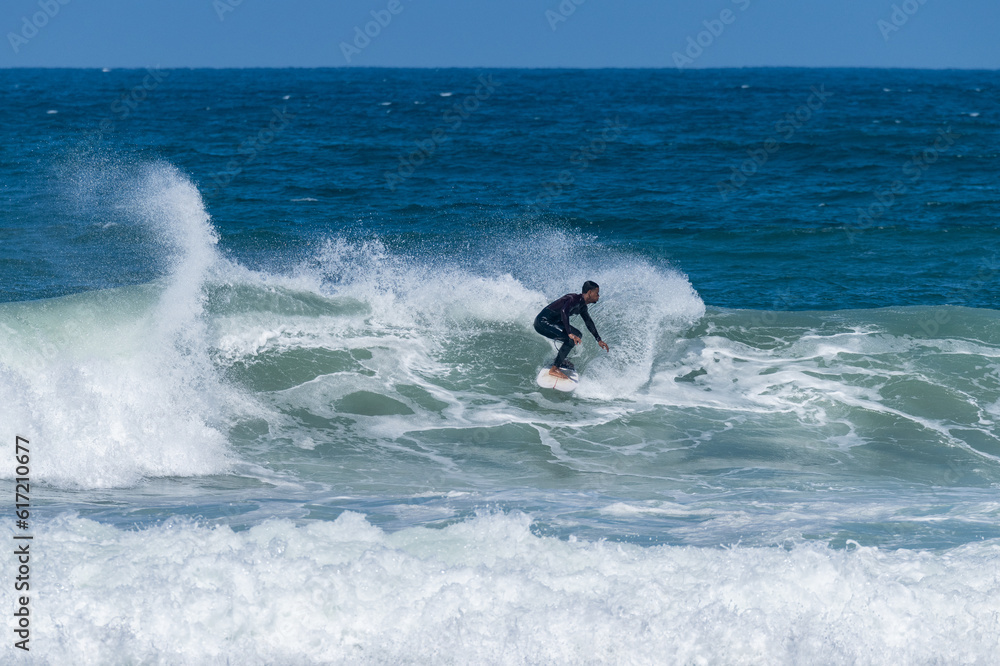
2, 0, 998, 69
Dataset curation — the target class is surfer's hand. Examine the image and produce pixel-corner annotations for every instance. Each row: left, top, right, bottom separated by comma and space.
599, 340, 610, 352
569, 334, 582, 345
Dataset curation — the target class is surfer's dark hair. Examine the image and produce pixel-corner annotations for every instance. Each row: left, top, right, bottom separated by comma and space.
582, 281, 599, 293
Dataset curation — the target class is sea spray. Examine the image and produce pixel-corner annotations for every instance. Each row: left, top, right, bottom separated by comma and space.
0, 163, 236, 488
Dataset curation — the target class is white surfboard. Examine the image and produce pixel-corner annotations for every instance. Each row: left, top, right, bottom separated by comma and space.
536, 367, 579, 392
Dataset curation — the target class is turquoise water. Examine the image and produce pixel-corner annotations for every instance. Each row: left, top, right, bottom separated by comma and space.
2, 68, 1000, 663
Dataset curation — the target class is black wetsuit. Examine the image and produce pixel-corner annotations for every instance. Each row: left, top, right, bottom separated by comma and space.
533, 293, 602, 368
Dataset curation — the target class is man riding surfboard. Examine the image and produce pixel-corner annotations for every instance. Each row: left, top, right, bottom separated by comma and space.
533, 281, 610, 380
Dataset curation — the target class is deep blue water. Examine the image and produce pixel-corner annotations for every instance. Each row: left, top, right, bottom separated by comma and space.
3, 68, 999, 309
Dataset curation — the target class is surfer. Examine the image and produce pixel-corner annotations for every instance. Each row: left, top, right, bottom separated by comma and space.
534, 281, 610, 380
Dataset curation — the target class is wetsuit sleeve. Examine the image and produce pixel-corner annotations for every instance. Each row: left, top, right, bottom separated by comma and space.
560, 305, 572, 332
580, 305, 601, 342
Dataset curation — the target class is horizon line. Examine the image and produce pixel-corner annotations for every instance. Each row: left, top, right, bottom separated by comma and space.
3, 65, 999, 72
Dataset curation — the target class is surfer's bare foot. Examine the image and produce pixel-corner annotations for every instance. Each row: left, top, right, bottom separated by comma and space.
549, 366, 569, 380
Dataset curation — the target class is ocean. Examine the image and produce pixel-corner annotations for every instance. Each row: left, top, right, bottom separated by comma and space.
2, 67, 999, 663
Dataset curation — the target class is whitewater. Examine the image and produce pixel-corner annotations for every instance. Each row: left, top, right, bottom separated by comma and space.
1, 161, 998, 664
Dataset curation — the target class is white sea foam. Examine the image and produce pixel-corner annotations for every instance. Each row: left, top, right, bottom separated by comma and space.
2, 512, 998, 665
213, 232, 704, 395
0, 164, 238, 488
652, 313, 1000, 463
198, 231, 708, 463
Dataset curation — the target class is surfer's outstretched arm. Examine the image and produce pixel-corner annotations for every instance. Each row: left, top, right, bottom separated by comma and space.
578, 282, 608, 352
580, 307, 601, 343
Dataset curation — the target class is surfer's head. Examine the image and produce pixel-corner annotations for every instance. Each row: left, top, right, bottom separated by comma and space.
582, 281, 600, 304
